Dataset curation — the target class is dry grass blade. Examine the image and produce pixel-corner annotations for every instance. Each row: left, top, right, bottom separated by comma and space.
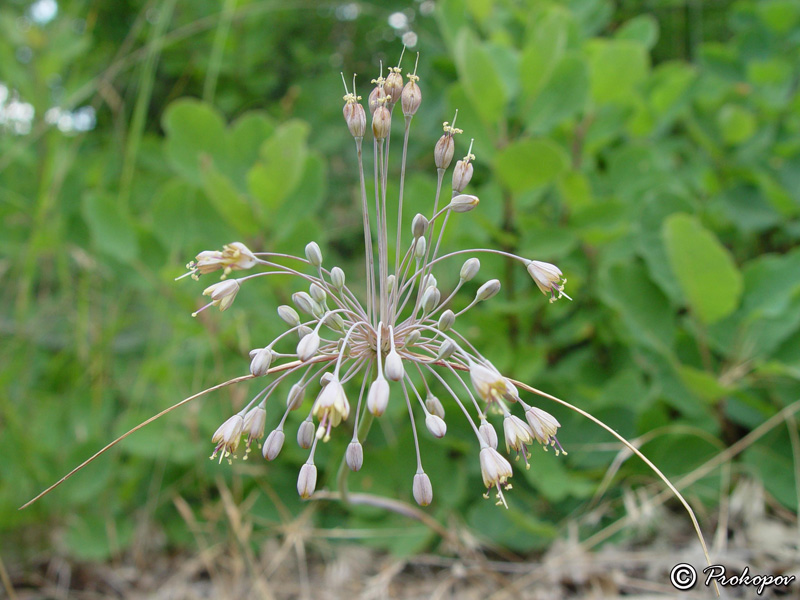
509, 378, 721, 597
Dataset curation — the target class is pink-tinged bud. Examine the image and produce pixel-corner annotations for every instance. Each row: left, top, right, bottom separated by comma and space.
434, 134, 454, 170
346, 441, 364, 471
401, 79, 421, 117
413, 471, 433, 506
262, 428, 285, 461
449, 194, 479, 213
286, 383, 305, 411
452, 159, 474, 193
343, 100, 366, 138
368, 84, 386, 115
297, 463, 317, 499
385, 68, 403, 105
425, 414, 447, 438
479, 419, 498, 449
296, 330, 320, 361
297, 419, 315, 449
372, 105, 391, 140
367, 376, 390, 416
411, 213, 428, 238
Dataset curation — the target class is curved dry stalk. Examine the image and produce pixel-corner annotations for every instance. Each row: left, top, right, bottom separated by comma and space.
19, 359, 321, 510
509, 378, 720, 597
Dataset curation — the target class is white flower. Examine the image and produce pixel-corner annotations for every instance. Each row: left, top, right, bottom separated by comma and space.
526, 260, 570, 303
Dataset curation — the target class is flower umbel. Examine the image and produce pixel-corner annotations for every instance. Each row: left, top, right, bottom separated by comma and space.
181, 51, 569, 508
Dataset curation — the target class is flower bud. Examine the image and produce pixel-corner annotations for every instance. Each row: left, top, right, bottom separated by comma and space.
384, 349, 405, 382
405, 329, 420, 347
330, 266, 346, 289
297, 325, 313, 339
401, 79, 421, 117
262, 428, 286, 460
452, 158, 474, 193
346, 440, 364, 471
434, 134, 454, 170
278, 305, 300, 327
437, 340, 456, 360
367, 376, 390, 416
296, 331, 320, 361
413, 471, 433, 506
449, 194, 479, 213
438, 309, 455, 332
249, 347, 274, 377
309, 283, 327, 305
372, 105, 391, 140
421, 286, 437, 313
297, 419, 315, 449
414, 236, 427, 260
320, 372, 334, 386
386, 274, 396, 294
325, 312, 346, 333
243, 407, 267, 453
476, 279, 501, 301
385, 68, 403, 104
459, 258, 480, 282
479, 419, 498, 449
411, 213, 428, 238
202, 279, 240, 312
297, 463, 317, 499
305, 241, 323, 266
343, 99, 366, 138
425, 394, 445, 419
425, 413, 447, 438
422, 274, 437, 290
526, 260, 569, 303
292, 291, 316, 316
287, 383, 305, 411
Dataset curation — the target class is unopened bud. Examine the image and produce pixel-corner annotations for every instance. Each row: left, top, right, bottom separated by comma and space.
292, 291, 316, 316
346, 441, 364, 471
384, 349, 405, 382
386, 274, 396, 294
320, 372, 334, 386
421, 286, 438, 313
479, 419, 498, 449
423, 274, 437, 289
452, 158, 474, 193
343, 100, 366, 138
411, 213, 428, 238
413, 471, 433, 506
425, 394, 445, 419
297, 331, 320, 361
372, 105, 391, 140
385, 68, 403, 104
414, 236, 427, 259
476, 279, 501, 301
297, 463, 317, 499
305, 241, 323, 266
438, 309, 455, 332
262, 428, 286, 460
297, 325, 313, 339
325, 312, 345, 332
425, 413, 447, 438
405, 329, 421, 346
437, 340, 456, 360
249, 347, 274, 377
278, 304, 300, 326
297, 419, 315, 448
460, 258, 480, 282
449, 194, 479, 213
287, 383, 305, 411
309, 282, 326, 304
331, 266, 346, 289
367, 376, 390, 416
434, 134, 455, 170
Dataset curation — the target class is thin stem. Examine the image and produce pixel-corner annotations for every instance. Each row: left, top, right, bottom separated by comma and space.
355, 138, 375, 326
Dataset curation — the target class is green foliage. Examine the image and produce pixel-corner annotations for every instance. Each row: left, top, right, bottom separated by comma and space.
3, 0, 800, 564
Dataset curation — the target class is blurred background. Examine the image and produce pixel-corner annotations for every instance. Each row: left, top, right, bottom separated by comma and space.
2, 0, 800, 597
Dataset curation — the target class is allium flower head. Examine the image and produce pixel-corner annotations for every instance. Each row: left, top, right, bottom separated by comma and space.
180, 51, 569, 508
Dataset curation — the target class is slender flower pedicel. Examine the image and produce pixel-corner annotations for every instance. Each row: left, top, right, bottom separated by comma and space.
181, 51, 570, 507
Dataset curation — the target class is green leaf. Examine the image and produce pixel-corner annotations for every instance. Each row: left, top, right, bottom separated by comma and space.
494, 139, 569, 193
663, 214, 743, 324
586, 39, 649, 104
524, 53, 589, 133
247, 120, 309, 211
519, 6, 570, 104
200, 162, 259, 236
717, 104, 757, 145
616, 14, 659, 49
162, 99, 228, 182
454, 28, 508, 125
81, 193, 139, 263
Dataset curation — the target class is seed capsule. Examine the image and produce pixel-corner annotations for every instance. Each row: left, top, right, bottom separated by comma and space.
343, 98, 366, 138
434, 134, 454, 170
372, 105, 391, 140
385, 68, 403, 105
